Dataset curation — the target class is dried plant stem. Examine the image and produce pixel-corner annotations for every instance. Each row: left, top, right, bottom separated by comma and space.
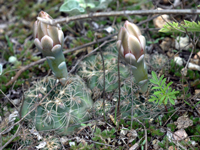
0, 125, 21, 150
132, 117, 147, 150
0, 89, 19, 111
117, 49, 121, 124
95, 36, 106, 121
38, 9, 200, 25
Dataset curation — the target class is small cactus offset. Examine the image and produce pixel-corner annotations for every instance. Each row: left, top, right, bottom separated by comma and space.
21, 11, 93, 135
117, 21, 148, 93
77, 52, 129, 95
147, 53, 169, 70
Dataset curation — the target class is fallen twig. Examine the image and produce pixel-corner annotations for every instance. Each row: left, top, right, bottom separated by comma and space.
37, 9, 200, 25
0, 125, 21, 150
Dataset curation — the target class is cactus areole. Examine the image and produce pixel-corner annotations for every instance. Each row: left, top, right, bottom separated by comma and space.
34, 11, 68, 83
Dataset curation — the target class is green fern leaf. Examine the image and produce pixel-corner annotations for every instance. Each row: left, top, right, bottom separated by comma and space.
159, 20, 200, 33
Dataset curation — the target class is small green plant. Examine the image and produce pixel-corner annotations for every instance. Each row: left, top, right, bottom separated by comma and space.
149, 71, 179, 109
159, 20, 200, 33
92, 127, 116, 150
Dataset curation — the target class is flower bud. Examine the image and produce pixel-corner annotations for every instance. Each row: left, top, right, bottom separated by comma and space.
34, 11, 68, 81
117, 21, 146, 67
117, 21, 148, 92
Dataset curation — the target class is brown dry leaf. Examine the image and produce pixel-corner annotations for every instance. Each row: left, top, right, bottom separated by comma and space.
173, 129, 188, 141
160, 37, 174, 52
73, 48, 87, 56
153, 8, 170, 28
168, 146, 177, 150
194, 51, 200, 59
195, 89, 200, 96
152, 139, 160, 150
87, 46, 93, 54
127, 129, 138, 143
166, 51, 174, 58
190, 58, 199, 65
174, 114, 193, 129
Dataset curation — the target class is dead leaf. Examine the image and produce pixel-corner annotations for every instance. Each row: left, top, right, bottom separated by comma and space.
153, 8, 170, 28
174, 114, 193, 129
173, 129, 188, 141
168, 146, 177, 150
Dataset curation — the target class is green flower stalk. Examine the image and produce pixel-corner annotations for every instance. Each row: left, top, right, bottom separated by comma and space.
117, 21, 148, 92
34, 11, 68, 83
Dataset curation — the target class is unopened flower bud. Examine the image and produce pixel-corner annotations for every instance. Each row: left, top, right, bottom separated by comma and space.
34, 11, 68, 81
117, 21, 148, 92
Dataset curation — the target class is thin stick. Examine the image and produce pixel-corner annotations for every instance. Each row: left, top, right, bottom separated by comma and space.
0, 89, 19, 111
132, 117, 148, 150
117, 45, 121, 123
0, 83, 58, 135
95, 35, 106, 121
0, 125, 21, 150
37, 9, 200, 25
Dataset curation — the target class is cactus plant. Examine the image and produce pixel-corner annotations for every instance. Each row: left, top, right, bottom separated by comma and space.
113, 78, 163, 119
147, 53, 169, 70
21, 76, 93, 134
77, 52, 129, 95
20, 11, 93, 135
117, 21, 148, 92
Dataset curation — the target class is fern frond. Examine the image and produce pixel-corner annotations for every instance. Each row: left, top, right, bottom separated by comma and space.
159, 20, 200, 33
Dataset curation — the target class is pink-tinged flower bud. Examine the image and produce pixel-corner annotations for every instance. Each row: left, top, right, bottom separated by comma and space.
117, 21, 148, 93
34, 11, 64, 51
34, 11, 68, 82
117, 21, 146, 67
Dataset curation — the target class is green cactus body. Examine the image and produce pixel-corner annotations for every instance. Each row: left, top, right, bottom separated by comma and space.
113, 78, 163, 119
45, 48, 68, 80
77, 52, 129, 94
93, 99, 112, 116
130, 61, 148, 93
21, 75, 93, 135
147, 53, 169, 70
